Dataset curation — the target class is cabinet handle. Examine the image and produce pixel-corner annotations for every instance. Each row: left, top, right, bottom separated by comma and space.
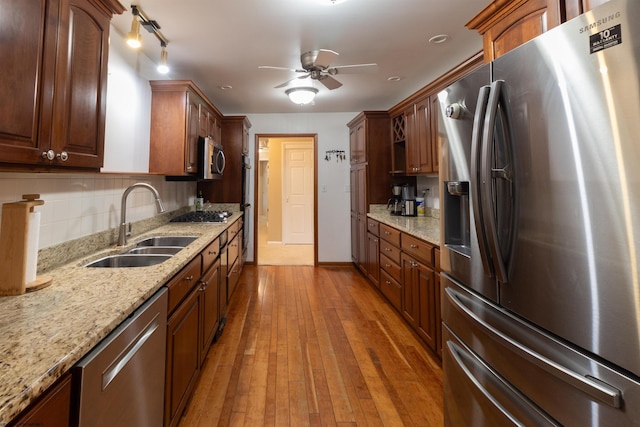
57, 151, 68, 162
184, 275, 194, 281
410, 244, 418, 249
385, 280, 391, 285
209, 250, 218, 255
42, 150, 55, 160
385, 263, 391, 268
385, 248, 392, 252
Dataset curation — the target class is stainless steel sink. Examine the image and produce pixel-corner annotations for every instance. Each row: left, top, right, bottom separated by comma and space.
85, 254, 173, 268
127, 246, 183, 255
135, 236, 198, 248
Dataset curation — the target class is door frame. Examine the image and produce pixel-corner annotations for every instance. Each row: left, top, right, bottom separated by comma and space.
253, 133, 318, 266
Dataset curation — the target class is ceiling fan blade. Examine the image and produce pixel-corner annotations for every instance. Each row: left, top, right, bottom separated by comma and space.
274, 74, 310, 88
314, 49, 339, 69
331, 63, 379, 74
318, 75, 342, 90
259, 65, 307, 73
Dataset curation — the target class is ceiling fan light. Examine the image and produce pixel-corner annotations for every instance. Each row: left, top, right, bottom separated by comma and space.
286, 87, 318, 105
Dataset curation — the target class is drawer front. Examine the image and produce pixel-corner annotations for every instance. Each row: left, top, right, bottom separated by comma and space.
167, 256, 202, 314
380, 253, 402, 283
367, 218, 379, 236
401, 233, 434, 266
227, 219, 241, 241
379, 224, 401, 246
201, 237, 220, 273
380, 269, 402, 311
380, 239, 401, 265
227, 235, 240, 267
434, 247, 441, 271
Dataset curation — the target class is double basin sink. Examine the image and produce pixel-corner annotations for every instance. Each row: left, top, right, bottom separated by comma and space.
85, 236, 198, 268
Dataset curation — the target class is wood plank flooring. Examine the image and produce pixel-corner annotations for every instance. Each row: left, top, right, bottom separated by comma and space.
179, 265, 443, 426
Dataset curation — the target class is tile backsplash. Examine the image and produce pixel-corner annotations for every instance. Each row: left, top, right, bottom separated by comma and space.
0, 173, 195, 249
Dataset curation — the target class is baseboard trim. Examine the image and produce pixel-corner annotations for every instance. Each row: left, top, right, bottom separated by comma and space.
317, 262, 354, 267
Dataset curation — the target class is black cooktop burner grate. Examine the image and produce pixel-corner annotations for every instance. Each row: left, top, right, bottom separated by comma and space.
170, 211, 231, 223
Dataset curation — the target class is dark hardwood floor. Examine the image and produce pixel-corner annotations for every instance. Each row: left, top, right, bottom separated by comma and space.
179, 265, 443, 426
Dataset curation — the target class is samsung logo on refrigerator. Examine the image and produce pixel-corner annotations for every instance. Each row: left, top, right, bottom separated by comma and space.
578, 11, 621, 33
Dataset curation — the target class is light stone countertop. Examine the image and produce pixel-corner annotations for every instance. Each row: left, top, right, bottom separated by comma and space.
0, 213, 241, 423
368, 205, 440, 246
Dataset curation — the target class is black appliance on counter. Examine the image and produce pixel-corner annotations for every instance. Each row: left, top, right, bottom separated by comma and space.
387, 183, 403, 215
400, 184, 416, 217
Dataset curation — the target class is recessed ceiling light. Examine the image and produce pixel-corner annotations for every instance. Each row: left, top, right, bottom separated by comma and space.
428, 34, 449, 44
219, 85, 233, 90
388, 76, 402, 82
314, 0, 349, 5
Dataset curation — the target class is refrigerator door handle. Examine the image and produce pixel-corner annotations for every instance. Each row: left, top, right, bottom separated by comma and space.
445, 287, 623, 408
471, 84, 495, 278
480, 80, 509, 283
446, 339, 560, 426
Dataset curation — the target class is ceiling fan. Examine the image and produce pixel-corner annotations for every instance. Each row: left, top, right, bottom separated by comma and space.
258, 49, 378, 90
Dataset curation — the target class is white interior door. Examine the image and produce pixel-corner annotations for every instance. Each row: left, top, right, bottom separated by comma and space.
282, 142, 313, 244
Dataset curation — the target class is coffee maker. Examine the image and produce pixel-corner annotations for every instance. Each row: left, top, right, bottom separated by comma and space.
401, 184, 417, 216
387, 184, 403, 215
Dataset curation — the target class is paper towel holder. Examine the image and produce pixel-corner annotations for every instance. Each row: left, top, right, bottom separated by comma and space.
0, 194, 53, 296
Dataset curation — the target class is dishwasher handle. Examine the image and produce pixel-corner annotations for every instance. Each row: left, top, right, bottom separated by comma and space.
102, 314, 160, 390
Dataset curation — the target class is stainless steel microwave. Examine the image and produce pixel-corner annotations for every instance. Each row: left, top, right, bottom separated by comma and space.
198, 136, 225, 180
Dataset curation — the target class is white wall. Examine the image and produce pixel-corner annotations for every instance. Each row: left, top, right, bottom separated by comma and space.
102, 23, 173, 173
246, 113, 358, 263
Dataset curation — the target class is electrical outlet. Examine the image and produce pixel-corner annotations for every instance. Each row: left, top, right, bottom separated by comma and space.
321, 184, 327, 193
344, 184, 350, 192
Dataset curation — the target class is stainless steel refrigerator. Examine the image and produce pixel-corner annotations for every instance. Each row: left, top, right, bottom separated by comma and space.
438, 0, 640, 424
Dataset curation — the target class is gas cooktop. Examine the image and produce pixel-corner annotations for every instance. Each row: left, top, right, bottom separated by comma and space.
170, 211, 232, 223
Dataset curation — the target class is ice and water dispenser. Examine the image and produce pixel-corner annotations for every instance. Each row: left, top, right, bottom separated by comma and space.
443, 181, 470, 256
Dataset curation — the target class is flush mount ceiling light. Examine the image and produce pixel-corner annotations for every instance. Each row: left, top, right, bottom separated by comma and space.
157, 42, 169, 74
286, 87, 318, 105
428, 34, 449, 44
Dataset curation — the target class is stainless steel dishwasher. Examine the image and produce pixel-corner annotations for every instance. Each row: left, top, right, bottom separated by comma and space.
74, 287, 168, 426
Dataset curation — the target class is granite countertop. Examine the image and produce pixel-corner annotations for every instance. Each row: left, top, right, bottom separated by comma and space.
367, 206, 440, 246
0, 213, 241, 423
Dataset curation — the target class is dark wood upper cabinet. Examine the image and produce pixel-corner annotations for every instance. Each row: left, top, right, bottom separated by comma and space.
467, 0, 610, 62
0, 0, 124, 169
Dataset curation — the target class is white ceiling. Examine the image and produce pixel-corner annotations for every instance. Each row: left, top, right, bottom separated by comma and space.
110, 0, 489, 115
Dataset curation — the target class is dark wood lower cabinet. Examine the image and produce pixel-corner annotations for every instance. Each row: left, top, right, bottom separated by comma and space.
165, 286, 201, 427
9, 373, 72, 427
200, 258, 220, 366
367, 232, 380, 287
402, 254, 437, 352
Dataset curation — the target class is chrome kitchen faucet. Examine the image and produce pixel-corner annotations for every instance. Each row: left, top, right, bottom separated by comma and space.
118, 183, 165, 246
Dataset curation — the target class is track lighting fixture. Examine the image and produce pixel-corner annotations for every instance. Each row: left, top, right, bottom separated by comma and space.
126, 8, 141, 48
127, 6, 171, 74
157, 42, 169, 74
128, 5, 168, 46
